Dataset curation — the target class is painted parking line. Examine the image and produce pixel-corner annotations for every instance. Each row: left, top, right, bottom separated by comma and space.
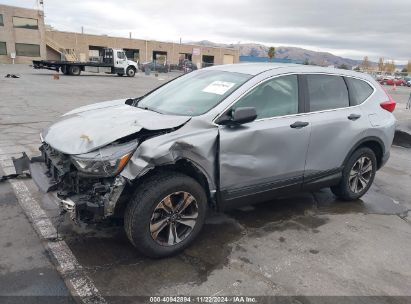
0, 148, 106, 304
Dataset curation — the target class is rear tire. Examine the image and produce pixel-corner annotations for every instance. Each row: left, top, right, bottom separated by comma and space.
69, 65, 81, 76
331, 147, 376, 201
61, 65, 70, 75
124, 172, 207, 258
126, 66, 136, 77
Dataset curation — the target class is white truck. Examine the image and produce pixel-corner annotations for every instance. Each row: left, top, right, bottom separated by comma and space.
32, 48, 138, 77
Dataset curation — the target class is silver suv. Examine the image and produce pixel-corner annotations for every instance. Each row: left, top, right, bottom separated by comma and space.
26, 63, 396, 258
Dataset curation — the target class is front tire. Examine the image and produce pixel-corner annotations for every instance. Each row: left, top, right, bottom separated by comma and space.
331, 147, 376, 201
126, 66, 136, 77
124, 172, 207, 258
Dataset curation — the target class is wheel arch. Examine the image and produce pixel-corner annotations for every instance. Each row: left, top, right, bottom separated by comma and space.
127, 65, 137, 72
343, 137, 385, 169
117, 158, 215, 217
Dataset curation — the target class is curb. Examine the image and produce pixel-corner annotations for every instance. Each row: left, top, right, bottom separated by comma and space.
393, 129, 411, 148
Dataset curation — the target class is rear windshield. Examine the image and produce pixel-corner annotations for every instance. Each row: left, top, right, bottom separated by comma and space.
138, 70, 251, 116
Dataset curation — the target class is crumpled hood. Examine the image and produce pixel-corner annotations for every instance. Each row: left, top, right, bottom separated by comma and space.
42, 99, 190, 155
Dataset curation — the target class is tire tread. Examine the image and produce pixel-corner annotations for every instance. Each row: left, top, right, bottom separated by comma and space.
331, 147, 376, 201
124, 171, 206, 258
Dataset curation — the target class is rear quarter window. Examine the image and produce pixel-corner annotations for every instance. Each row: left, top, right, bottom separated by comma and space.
345, 77, 374, 105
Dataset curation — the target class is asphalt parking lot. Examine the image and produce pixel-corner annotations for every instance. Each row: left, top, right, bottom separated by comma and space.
1, 64, 411, 303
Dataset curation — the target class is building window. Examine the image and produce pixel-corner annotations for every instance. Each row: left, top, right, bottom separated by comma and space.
0, 14, 4, 26
13, 16, 38, 30
15, 43, 40, 57
0, 42, 6, 55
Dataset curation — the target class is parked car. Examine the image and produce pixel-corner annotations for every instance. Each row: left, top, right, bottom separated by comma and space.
380, 77, 406, 86
140, 61, 169, 73
179, 60, 198, 72
23, 64, 396, 258
407, 80, 411, 87
375, 74, 384, 81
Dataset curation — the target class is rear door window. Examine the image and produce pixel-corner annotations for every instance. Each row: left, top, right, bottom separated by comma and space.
307, 75, 349, 111
345, 77, 374, 105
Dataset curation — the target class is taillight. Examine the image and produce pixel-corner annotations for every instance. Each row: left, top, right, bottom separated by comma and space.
379, 84, 396, 112
380, 100, 396, 112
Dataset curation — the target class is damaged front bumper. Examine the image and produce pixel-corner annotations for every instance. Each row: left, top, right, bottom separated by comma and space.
14, 145, 128, 222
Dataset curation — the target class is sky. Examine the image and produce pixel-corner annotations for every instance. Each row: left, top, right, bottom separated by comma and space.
2, 0, 410, 63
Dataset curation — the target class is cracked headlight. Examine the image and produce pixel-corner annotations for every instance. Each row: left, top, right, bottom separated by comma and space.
71, 140, 138, 177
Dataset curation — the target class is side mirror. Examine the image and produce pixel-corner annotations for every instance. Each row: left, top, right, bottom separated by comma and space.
216, 107, 257, 125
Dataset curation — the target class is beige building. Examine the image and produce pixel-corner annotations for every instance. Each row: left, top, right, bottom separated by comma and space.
0, 4, 239, 67
45, 31, 239, 68
0, 4, 46, 64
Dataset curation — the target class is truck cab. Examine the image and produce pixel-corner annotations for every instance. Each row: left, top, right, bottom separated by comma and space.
105, 48, 138, 77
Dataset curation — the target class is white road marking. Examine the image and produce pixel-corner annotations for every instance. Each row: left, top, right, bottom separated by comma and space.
0, 149, 106, 304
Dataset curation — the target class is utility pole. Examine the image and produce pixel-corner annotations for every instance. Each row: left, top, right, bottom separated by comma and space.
37, 0, 44, 10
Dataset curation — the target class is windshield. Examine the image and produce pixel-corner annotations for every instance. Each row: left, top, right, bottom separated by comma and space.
138, 70, 251, 116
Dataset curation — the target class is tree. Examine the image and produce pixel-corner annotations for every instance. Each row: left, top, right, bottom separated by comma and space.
267, 47, 276, 61
378, 58, 385, 72
407, 60, 411, 74
401, 67, 408, 73
338, 64, 349, 70
361, 56, 371, 72
385, 60, 396, 74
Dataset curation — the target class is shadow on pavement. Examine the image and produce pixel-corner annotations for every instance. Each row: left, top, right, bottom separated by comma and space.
50, 185, 406, 296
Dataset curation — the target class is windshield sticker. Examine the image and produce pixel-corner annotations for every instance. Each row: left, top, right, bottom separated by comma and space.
202, 81, 236, 95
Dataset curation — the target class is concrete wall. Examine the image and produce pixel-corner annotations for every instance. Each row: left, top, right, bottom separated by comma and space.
45, 30, 239, 66
0, 4, 46, 64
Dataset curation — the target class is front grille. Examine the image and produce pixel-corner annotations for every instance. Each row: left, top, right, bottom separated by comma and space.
41, 143, 71, 183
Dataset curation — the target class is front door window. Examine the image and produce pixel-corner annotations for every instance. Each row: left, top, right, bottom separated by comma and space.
234, 74, 299, 119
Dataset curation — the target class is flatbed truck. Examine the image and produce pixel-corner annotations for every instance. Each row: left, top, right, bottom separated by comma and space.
32, 48, 138, 77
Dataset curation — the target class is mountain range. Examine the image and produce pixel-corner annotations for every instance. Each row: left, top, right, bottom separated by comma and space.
193, 40, 363, 67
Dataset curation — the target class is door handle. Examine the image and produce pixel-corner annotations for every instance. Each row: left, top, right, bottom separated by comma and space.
290, 121, 309, 129
348, 114, 361, 120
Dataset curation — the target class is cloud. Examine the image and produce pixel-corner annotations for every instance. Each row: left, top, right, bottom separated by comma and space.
2, 0, 410, 62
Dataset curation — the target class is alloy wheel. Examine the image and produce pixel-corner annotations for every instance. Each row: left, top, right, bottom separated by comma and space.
348, 156, 373, 193
150, 191, 198, 246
